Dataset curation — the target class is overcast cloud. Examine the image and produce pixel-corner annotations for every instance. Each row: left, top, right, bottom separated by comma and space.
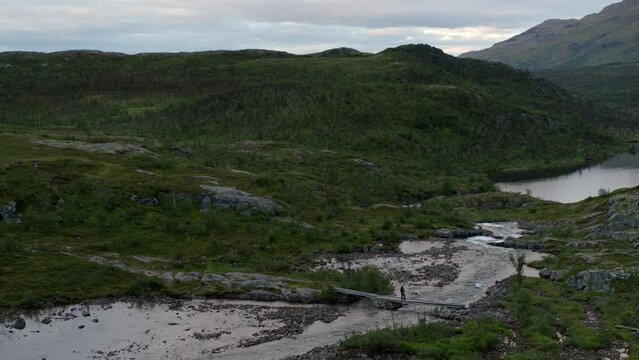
0, 0, 617, 55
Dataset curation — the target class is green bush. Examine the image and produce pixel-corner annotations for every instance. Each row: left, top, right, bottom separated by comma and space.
340, 266, 394, 295
342, 320, 506, 358
343, 327, 413, 354
314, 285, 341, 304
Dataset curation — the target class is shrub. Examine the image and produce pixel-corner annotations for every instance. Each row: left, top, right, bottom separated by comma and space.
342, 328, 413, 354
509, 252, 526, 284
314, 285, 341, 304
565, 324, 612, 350
598, 188, 611, 196
340, 266, 394, 295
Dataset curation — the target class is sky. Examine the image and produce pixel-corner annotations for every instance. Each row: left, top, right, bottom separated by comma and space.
0, 0, 618, 55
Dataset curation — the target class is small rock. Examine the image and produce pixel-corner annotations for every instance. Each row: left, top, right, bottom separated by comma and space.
78, 325, 85, 329
12, 318, 26, 330
539, 268, 568, 281
1, 201, 21, 224
40, 317, 52, 325
82, 310, 90, 317
131, 195, 159, 207
92, 318, 99, 323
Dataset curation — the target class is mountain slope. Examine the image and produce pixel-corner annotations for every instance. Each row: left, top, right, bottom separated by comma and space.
536, 61, 639, 114
462, 0, 639, 70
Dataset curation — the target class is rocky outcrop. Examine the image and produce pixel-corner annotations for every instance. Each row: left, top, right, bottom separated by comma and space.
587, 194, 639, 240
567, 269, 629, 292
1, 201, 20, 224
200, 185, 282, 216
85, 255, 317, 302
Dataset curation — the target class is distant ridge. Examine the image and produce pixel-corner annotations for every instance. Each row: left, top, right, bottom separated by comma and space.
461, 0, 639, 70
307, 47, 369, 57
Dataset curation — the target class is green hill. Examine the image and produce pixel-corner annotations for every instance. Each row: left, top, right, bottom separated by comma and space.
0, 44, 629, 177
461, 0, 639, 71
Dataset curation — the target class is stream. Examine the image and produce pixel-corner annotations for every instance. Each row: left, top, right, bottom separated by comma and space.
1, 223, 542, 360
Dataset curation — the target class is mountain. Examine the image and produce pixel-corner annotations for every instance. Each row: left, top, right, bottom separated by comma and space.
461, 0, 639, 70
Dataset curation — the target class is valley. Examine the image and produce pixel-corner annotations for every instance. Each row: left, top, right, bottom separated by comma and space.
1, 43, 638, 359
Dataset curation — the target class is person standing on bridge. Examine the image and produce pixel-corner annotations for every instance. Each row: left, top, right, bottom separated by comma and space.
400, 285, 406, 300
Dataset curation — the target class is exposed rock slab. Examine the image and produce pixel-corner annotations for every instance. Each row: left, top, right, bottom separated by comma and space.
36, 140, 148, 155
200, 185, 282, 216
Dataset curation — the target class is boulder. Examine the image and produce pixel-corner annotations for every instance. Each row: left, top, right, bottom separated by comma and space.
1, 201, 20, 224
539, 268, 568, 281
12, 318, 26, 330
200, 185, 282, 216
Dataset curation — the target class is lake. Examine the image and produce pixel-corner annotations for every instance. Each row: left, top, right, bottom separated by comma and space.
497, 151, 639, 203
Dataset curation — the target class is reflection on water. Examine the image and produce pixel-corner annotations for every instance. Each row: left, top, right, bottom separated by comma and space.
497, 152, 639, 203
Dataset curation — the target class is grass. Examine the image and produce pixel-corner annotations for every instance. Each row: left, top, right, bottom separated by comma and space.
342, 319, 507, 358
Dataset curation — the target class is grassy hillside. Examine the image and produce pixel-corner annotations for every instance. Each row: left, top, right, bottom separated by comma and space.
537, 62, 639, 115
462, 0, 639, 71
0, 45, 630, 178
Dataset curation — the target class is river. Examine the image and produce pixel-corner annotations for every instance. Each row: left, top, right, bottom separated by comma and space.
0, 223, 541, 360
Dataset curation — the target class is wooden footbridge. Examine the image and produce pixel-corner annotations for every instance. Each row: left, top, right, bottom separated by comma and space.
335, 288, 466, 309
